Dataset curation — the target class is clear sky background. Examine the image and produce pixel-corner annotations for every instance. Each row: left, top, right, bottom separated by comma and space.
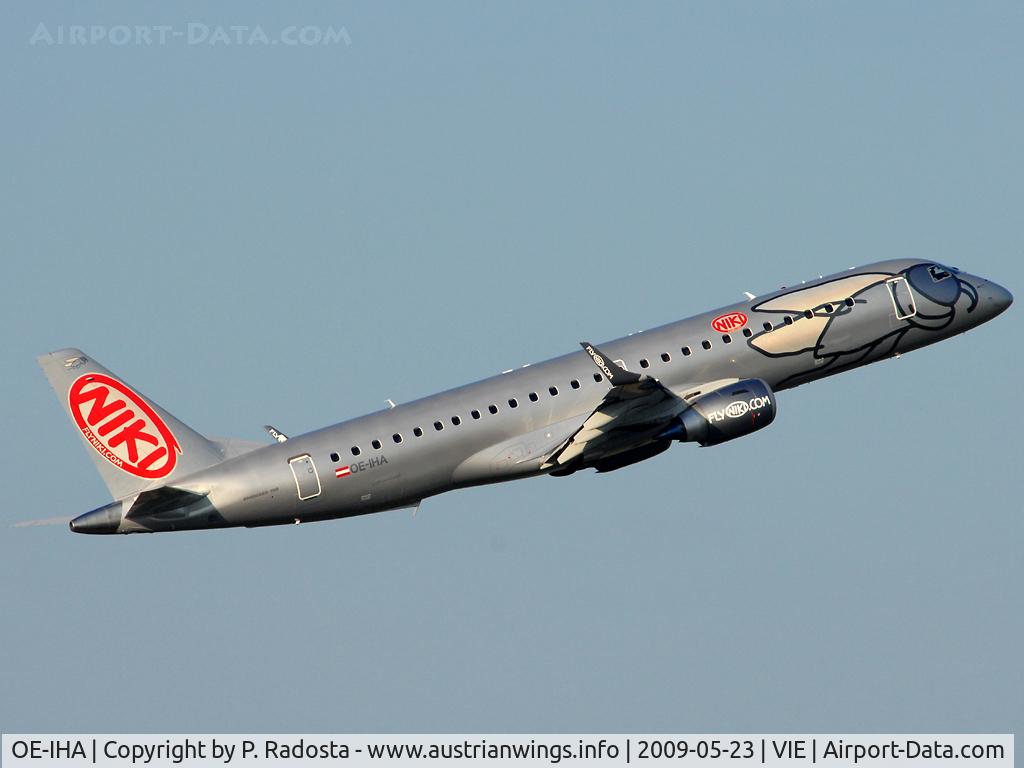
1, 1, 1021, 734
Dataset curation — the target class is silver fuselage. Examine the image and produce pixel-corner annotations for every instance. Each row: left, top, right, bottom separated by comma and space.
75, 259, 1012, 533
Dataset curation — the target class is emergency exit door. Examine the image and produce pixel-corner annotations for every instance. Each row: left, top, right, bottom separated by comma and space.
886, 276, 917, 321
288, 454, 321, 500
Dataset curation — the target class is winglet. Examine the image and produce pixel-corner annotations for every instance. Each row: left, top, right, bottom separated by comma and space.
580, 342, 641, 386
264, 425, 289, 443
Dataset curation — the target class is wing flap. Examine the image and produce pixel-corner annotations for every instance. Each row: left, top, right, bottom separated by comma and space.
542, 342, 688, 470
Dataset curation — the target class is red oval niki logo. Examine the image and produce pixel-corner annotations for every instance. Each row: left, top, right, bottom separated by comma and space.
68, 373, 181, 479
711, 312, 748, 333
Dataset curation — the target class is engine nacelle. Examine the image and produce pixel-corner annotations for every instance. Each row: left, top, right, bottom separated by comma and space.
665, 378, 776, 446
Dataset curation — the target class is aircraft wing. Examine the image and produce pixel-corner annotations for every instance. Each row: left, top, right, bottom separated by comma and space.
541, 343, 691, 471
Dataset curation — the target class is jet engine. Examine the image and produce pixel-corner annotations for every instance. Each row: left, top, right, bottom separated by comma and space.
662, 378, 776, 446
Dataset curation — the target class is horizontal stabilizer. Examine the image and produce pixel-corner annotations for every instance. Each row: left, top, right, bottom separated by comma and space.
126, 486, 210, 519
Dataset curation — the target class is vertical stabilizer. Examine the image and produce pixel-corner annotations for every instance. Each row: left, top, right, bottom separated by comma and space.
37, 348, 226, 500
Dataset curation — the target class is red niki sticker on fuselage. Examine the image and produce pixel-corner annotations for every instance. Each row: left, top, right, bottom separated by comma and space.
711, 312, 748, 333
67, 373, 181, 479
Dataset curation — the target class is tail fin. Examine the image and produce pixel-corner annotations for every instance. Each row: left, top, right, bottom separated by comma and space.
37, 348, 226, 500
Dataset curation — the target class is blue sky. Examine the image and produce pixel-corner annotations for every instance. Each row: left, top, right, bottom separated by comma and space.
1, 1, 1021, 732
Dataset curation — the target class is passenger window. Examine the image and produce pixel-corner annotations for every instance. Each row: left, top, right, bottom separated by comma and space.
661, 353, 671, 362
701, 340, 711, 350
784, 316, 793, 325
845, 297, 854, 307
593, 373, 603, 382
392, 433, 402, 444
824, 303, 834, 314
413, 427, 423, 437
351, 446, 361, 456
488, 404, 498, 414
682, 346, 691, 356
452, 416, 462, 426
372, 439, 382, 450
549, 386, 559, 396
722, 334, 732, 344
639, 358, 650, 369
330, 452, 340, 463
803, 309, 813, 319
434, 421, 444, 431
471, 410, 481, 420
529, 392, 539, 402
570, 379, 580, 389
763, 321, 773, 331
742, 328, 752, 338
508, 398, 518, 408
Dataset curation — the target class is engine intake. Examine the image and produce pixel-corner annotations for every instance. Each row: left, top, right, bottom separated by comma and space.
666, 378, 776, 446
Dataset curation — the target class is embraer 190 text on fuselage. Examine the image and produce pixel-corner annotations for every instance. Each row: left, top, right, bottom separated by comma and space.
39, 260, 1012, 534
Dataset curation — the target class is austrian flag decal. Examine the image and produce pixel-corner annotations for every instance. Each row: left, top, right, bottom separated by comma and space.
67, 373, 181, 479
335, 466, 351, 478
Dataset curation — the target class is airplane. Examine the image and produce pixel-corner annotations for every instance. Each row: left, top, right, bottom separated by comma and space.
39, 259, 1011, 535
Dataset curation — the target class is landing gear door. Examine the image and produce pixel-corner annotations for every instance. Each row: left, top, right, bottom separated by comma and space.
289, 454, 322, 500
887, 276, 917, 321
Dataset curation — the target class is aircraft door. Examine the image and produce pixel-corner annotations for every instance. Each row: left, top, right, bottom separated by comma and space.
887, 276, 917, 321
288, 454, 322, 500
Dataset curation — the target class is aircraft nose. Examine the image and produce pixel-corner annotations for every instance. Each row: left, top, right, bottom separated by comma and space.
982, 281, 1013, 317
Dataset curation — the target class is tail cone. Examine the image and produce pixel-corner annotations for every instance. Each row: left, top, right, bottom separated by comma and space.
69, 502, 122, 534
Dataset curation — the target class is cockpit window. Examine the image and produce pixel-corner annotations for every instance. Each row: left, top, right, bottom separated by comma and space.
927, 265, 952, 282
